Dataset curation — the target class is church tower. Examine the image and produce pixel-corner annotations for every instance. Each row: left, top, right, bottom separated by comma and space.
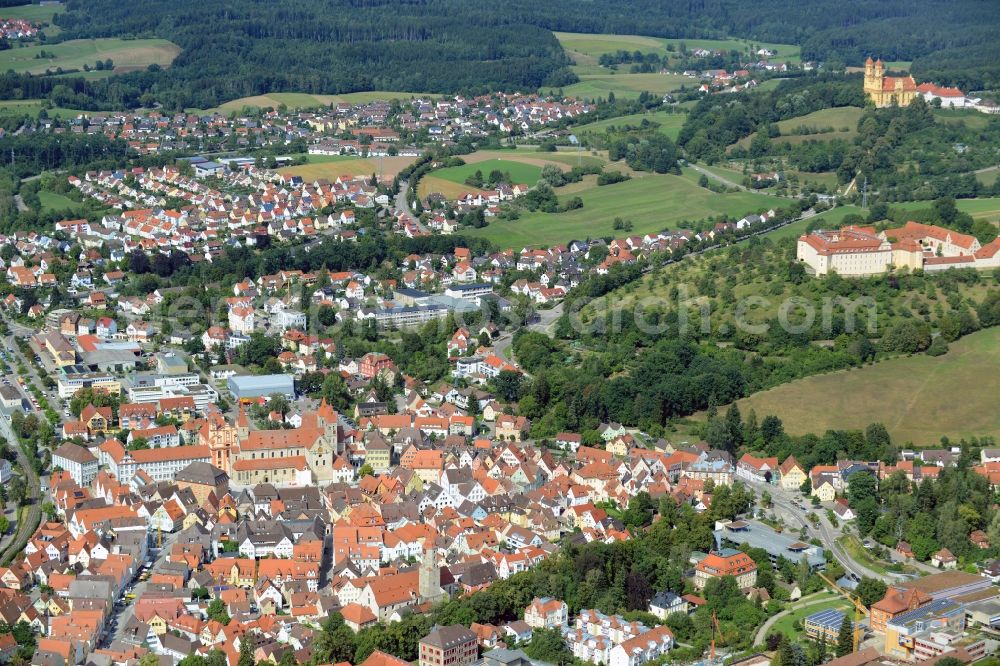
236, 402, 250, 440
863, 57, 878, 100
202, 411, 238, 474
419, 548, 445, 604
305, 399, 340, 483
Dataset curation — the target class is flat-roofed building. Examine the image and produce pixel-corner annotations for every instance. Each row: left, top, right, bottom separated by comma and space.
227, 374, 295, 401
714, 519, 826, 570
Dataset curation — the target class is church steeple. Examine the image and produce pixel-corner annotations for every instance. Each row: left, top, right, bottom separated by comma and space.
236, 402, 250, 439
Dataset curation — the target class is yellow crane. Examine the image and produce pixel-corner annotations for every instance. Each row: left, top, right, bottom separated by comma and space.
817, 571, 870, 652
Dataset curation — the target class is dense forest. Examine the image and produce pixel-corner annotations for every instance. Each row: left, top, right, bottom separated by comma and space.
17, 0, 993, 109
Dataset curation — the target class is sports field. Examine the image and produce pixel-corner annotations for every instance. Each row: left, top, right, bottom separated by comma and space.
573, 110, 687, 140
466, 172, 780, 247
735, 326, 1000, 445
0, 38, 180, 75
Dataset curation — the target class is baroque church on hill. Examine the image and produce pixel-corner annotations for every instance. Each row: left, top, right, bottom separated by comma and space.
863, 57, 917, 108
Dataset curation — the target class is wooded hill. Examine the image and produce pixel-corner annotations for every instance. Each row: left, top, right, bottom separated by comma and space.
37, 0, 1000, 110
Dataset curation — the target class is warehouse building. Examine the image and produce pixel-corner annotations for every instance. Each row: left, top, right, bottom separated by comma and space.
228, 374, 295, 402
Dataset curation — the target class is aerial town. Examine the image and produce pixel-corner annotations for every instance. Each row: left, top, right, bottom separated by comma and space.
0, 2, 997, 666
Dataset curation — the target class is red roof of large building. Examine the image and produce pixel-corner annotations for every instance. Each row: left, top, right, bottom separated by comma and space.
799, 228, 888, 256
695, 550, 757, 578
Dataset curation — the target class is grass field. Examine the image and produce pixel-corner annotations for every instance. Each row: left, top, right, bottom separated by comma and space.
432, 159, 543, 186
975, 168, 1000, 187
554, 31, 800, 64
893, 196, 1000, 221
732, 107, 862, 150
417, 150, 607, 200
38, 189, 80, 213
933, 108, 993, 131
776, 107, 863, 135
277, 155, 417, 180
765, 205, 865, 240
554, 73, 695, 99
206, 90, 431, 114
488, 151, 606, 169
0, 3, 63, 22
0, 99, 90, 118
0, 38, 180, 75
771, 596, 850, 640
466, 172, 781, 247
573, 110, 687, 140
0, 2, 63, 36
734, 326, 1000, 445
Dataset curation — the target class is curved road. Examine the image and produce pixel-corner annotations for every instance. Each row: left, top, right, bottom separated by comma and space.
754, 594, 842, 645
748, 481, 894, 583
0, 328, 43, 564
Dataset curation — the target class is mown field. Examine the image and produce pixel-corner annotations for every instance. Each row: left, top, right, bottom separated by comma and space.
933, 108, 992, 131
466, 172, 780, 247
0, 3, 63, 22
205, 91, 431, 114
38, 189, 81, 213
554, 72, 696, 99
572, 110, 687, 140
0, 38, 180, 75
554, 31, 800, 65
734, 326, 1000, 445
0, 99, 90, 118
764, 205, 865, 240
433, 159, 543, 186
277, 155, 417, 180
771, 596, 851, 640
417, 150, 606, 200
732, 106, 862, 150
775, 106, 863, 135
0, 2, 63, 35
975, 168, 1000, 187
893, 196, 1000, 221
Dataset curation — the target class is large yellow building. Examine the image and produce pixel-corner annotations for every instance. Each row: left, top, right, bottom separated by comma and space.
864, 57, 917, 108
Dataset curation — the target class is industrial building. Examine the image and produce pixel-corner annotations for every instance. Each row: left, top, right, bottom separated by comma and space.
227, 374, 295, 401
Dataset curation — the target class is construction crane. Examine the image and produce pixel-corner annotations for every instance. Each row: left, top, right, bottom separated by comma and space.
817, 571, 870, 652
710, 609, 722, 663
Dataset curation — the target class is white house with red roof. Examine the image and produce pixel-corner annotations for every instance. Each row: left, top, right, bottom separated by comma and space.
917, 83, 971, 108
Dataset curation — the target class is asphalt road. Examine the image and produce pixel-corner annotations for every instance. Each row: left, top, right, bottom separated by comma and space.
747, 480, 893, 583
492, 302, 565, 361
0, 319, 48, 564
105, 533, 176, 647
754, 593, 843, 645
393, 180, 428, 234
